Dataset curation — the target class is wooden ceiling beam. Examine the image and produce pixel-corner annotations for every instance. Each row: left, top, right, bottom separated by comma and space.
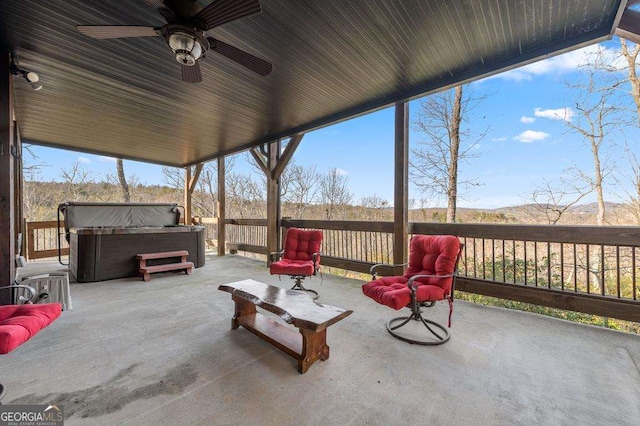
249, 146, 268, 175
271, 134, 303, 181
616, 8, 640, 43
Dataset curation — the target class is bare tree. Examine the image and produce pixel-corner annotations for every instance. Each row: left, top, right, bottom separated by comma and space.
359, 194, 391, 221
562, 58, 626, 225
623, 144, 640, 224
619, 39, 640, 125
282, 163, 321, 219
190, 157, 236, 217
319, 168, 352, 219
60, 161, 94, 201
116, 158, 130, 202
226, 172, 265, 218
161, 165, 185, 190
530, 177, 589, 225
410, 84, 488, 223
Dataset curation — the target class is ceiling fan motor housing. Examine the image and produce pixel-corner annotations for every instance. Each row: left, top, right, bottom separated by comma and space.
162, 25, 209, 66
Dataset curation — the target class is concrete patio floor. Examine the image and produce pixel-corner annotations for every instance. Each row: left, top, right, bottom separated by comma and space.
2, 254, 639, 425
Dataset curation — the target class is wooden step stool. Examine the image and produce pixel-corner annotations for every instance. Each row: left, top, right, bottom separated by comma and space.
136, 250, 194, 282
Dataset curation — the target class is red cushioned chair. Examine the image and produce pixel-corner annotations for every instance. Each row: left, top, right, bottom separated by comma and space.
0, 284, 62, 402
270, 228, 323, 299
362, 235, 463, 345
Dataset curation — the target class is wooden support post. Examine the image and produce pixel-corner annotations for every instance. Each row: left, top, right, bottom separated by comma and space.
266, 140, 280, 263
252, 135, 304, 265
393, 101, 409, 274
0, 52, 15, 304
14, 124, 23, 259
183, 163, 203, 225
217, 157, 226, 256
184, 166, 191, 225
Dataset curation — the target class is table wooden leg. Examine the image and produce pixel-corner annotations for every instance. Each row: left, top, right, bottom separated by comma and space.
298, 328, 330, 374
232, 295, 257, 330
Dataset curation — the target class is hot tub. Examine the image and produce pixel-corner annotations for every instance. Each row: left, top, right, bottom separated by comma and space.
69, 225, 206, 282
58, 202, 206, 282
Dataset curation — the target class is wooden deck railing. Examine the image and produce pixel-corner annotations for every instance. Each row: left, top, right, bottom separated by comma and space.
24, 217, 640, 322
25, 220, 68, 260
223, 218, 640, 323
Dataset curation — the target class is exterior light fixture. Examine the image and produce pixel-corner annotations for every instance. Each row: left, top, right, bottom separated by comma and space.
167, 31, 207, 66
25, 71, 42, 91
9, 54, 43, 91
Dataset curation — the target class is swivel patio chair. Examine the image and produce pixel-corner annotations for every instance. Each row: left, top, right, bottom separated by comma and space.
0, 284, 62, 403
270, 227, 323, 299
362, 235, 462, 345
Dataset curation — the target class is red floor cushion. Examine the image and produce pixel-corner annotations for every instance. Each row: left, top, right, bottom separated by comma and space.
0, 303, 62, 354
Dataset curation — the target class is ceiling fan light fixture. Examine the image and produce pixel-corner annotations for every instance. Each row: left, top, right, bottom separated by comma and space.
168, 31, 203, 66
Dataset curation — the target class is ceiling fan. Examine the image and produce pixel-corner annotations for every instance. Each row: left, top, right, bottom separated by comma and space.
77, 0, 272, 83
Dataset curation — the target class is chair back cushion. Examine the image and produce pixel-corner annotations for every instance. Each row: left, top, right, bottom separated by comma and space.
405, 235, 461, 294
362, 235, 461, 309
0, 303, 62, 354
282, 228, 322, 262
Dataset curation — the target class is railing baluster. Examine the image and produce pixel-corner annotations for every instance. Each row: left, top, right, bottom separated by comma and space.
633, 247, 637, 300
616, 245, 621, 299
601, 244, 605, 296
534, 241, 538, 287
573, 244, 578, 292
560, 243, 564, 291
463, 237, 468, 276
512, 240, 516, 284
502, 239, 506, 282
586, 244, 590, 294
472, 238, 477, 278
491, 238, 496, 280
547, 242, 551, 289
482, 238, 486, 279
524, 241, 528, 285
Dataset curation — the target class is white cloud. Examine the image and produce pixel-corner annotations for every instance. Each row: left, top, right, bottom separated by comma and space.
98, 156, 117, 163
77, 156, 91, 164
534, 107, 574, 122
491, 136, 507, 142
513, 130, 550, 143
335, 168, 348, 176
520, 116, 535, 123
492, 43, 623, 81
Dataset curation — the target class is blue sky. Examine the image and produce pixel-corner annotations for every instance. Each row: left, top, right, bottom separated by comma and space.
24, 38, 640, 209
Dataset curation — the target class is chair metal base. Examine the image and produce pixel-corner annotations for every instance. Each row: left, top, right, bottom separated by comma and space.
0, 382, 5, 404
386, 311, 450, 345
290, 276, 319, 300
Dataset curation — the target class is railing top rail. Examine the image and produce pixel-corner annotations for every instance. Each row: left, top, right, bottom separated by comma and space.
217, 217, 640, 246
283, 219, 394, 233
410, 222, 640, 246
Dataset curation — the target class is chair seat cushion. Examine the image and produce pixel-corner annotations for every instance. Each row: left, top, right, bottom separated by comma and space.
270, 259, 316, 276
362, 277, 446, 310
0, 303, 62, 354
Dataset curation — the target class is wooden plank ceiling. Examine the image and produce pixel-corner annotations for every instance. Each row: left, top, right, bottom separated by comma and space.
0, 0, 625, 167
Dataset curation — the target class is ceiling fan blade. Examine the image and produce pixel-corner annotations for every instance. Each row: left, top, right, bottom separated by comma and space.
208, 37, 272, 76
77, 25, 160, 39
182, 62, 202, 83
195, 0, 261, 31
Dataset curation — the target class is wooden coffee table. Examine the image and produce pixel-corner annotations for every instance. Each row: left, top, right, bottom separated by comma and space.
219, 279, 353, 373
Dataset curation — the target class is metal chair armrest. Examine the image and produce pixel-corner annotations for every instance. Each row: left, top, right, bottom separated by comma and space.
0, 284, 37, 303
269, 251, 284, 262
370, 262, 408, 279
406, 273, 456, 290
